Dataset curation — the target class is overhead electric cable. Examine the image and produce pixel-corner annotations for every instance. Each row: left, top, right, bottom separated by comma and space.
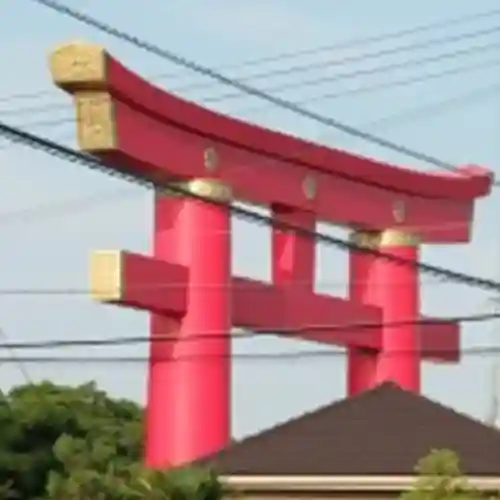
239, 58, 500, 114
27, 0, 498, 181
2, 311, 499, 351
357, 82, 500, 130
4, 6, 500, 103
2, 35, 498, 120
6, 345, 500, 364
0, 82, 495, 232
3, 80, 497, 157
203, 41, 500, 104
0, 119, 499, 294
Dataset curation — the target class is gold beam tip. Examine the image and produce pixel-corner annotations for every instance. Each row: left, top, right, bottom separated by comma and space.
89, 250, 123, 302
49, 40, 107, 87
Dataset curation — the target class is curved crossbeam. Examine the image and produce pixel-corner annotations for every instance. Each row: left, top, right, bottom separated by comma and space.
49, 41, 494, 243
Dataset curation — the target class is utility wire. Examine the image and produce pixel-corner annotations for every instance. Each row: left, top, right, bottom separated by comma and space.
1, 312, 498, 351
239, 58, 500, 114
6, 346, 500, 363
0, 278, 452, 295
202, 41, 500, 104
4, 41, 497, 120
5, 6, 500, 104
28, 0, 490, 178
356, 82, 500, 130
168, 25, 500, 95
0, 82, 496, 229
2, 80, 497, 158
0, 120, 499, 294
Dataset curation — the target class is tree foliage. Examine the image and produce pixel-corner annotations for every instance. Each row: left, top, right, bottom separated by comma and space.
0, 381, 223, 500
402, 449, 499, 500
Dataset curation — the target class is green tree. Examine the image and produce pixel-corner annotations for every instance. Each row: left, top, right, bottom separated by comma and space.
402, 449, 498, 500
46, 456, 226, 500
0, 381, 143, 500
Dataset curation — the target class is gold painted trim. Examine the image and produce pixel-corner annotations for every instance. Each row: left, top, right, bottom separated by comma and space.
222, 475, 500, 492
189, 179, 232, 201
49, 40, 107, 89
349, 230, 381, 249
89, 250, 123, 301
75, 91, 116, 151
379, 229, 420, 247
164, 179, 232, 202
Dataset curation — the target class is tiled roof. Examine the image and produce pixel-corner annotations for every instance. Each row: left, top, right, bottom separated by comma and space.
200, 382, 500, 475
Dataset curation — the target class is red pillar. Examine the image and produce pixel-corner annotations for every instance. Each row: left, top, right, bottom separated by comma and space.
271, 206, 315, 291
145, 179, 232, 467
347, 231, 380, 396
375, 229, 420, 392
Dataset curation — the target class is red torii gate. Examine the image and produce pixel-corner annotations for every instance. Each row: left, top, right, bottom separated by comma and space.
48, 41, 493, 468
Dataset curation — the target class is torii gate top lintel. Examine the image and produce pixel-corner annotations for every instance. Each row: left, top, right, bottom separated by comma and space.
48, 41, 494, 244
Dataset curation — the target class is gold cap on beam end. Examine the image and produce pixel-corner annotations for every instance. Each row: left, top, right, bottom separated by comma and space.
75, 91, 117, 151
163, 179, 232, 202
49, 41, 107, 89
89, 250, 123, 302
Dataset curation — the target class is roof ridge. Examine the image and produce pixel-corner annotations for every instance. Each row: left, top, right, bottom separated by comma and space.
200, 383, 500, 476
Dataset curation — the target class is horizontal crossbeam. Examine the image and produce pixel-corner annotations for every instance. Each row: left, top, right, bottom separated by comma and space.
89, 250, 459, 362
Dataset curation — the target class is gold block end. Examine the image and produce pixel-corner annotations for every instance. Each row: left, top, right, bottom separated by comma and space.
49, 40, 107, 88
75, 91, 117, 151
89, 250, 123, 302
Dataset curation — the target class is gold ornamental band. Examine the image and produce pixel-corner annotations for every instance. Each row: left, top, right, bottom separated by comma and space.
379, 229, 420, 247
350, 229, 419, 249
164, 179, 232, 203
75, 91, 117, 151
89, 250, 123, 302
349, 230, 381, 249
49, 41, 107, 88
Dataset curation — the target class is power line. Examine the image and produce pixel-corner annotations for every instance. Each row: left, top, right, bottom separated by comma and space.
0, 279, 450, 295
5, 346, 500, 363
5, 6, 500, 104
203, 41, 500, 104
239, 58, 500, 114
0, 120, 499, 294
2, 80, 497, 157
0, 82, 496, 229
4, 43, 497, 121
168, 26, 500, 96
356, 82, 500, 130
2, 312, 499, 351
28, 0, 488, 178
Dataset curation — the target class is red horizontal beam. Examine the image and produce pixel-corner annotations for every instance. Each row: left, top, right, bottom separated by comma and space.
49, 43, 494, 243
90, 251, 459, 362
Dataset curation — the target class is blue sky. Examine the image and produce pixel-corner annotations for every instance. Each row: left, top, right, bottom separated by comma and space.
0, 0, 499, 437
